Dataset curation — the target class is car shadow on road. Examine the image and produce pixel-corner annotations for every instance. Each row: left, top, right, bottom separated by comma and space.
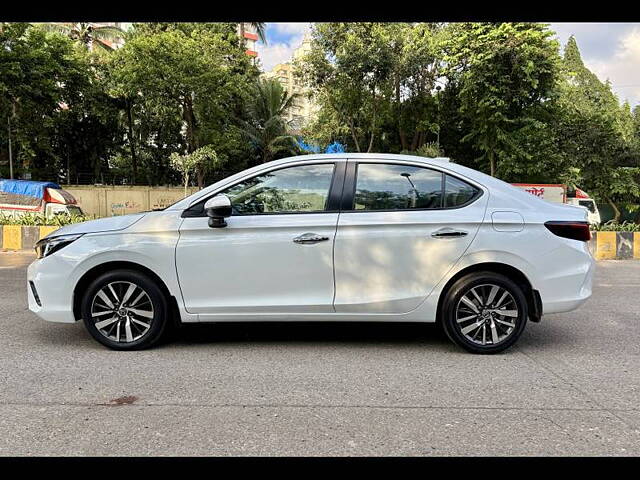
170, 321, 455, 350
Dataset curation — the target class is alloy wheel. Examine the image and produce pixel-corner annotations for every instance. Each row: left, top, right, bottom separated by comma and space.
455, 283, 519, 346
90, 281, 154, 343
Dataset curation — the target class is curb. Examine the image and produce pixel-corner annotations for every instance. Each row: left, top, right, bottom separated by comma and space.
0, 225, 60, 252
1, 226, 639, 260
590, 231, 640, 260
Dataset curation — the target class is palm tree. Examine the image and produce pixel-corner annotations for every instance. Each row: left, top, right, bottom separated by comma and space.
239, 22, 267, 45
252, 22, 267, 44
38, 23, 126, 52
239, 78, 300, 164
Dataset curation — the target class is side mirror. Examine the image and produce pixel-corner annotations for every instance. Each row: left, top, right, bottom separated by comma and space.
204, 194, 232, 228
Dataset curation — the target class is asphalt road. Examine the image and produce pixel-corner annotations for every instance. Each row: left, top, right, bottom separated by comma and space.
1, 251, 639, 456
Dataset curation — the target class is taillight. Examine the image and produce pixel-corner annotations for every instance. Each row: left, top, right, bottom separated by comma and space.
544, 221, 591, 242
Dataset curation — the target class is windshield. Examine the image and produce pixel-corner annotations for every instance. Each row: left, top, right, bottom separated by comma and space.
53, 205, 84, 216
578, 200, 596, 214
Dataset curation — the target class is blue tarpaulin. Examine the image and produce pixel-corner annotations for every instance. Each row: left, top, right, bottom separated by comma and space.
297, 139, 346, 154
0, 179, 61, 199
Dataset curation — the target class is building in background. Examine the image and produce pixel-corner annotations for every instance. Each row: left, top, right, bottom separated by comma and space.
263, 34, 317, 133
238, 23, 259, 60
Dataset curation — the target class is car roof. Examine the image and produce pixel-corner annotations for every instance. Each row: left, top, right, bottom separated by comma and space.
276, 153, 451, 163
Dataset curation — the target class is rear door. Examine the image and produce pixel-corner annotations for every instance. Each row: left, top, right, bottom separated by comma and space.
333, 160, 488, 314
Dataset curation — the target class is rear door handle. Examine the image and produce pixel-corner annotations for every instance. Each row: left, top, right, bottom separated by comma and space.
431, 228, 468, 238
293, 232, 330, 244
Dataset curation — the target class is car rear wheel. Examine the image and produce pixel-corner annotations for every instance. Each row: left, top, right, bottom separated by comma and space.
441, 271, 528, 354
81, 269, 169, 350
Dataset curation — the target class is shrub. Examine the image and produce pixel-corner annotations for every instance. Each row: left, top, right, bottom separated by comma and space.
593, 221, 640, 232
0, 212, 94, 226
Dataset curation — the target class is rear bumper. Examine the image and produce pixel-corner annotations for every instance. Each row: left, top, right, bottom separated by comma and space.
539, 244, 595, 314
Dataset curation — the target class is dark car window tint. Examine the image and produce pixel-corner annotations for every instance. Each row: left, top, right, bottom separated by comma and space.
578, 200, 596, 213
444, 175, 479, 207
353, 164, 443, 211
220, 164, 335, 215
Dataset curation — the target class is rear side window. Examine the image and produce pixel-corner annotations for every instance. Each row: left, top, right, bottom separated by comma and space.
444, 175, 480, 207
353, 164, 443, 211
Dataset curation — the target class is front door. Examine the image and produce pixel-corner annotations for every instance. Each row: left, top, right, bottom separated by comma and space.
176, 162, 343, 316
333, 161, 488, 314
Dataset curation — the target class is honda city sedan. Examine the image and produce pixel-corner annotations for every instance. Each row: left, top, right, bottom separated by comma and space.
27, 153, 594, 353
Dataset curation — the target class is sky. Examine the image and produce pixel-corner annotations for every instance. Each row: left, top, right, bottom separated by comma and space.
256, 22, 640, 108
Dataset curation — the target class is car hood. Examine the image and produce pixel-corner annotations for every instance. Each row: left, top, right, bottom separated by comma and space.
47, 213, 146, 237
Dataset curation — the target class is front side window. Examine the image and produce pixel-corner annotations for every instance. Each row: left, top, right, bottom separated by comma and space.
353, 163, 443, 211
220, 164, 335, 215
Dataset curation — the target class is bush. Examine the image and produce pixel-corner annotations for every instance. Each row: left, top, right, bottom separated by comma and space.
593, 221, 640, 232
0, 212, 94, 226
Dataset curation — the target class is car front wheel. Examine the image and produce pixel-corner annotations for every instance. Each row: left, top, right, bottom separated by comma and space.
81, 269, 169, 350
441, 271, 528, 354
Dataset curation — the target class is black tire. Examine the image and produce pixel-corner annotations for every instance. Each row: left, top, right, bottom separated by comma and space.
441, 271, 528, 354
81, 269, 169, 350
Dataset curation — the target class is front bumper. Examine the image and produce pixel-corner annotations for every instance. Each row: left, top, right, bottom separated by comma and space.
27, 256, 77, 323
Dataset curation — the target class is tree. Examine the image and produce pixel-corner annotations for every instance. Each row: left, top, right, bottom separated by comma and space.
109, 23, 258, 186
238, 77, 300, 164
389, 23, 445, 152
551, 35, 640, 221
297, 23, 397, 153
443, 23, 560, 177
0, 23, 120, 182
170, 145, 222, 196
38, 23, 125, 52
239, 22, 267, 45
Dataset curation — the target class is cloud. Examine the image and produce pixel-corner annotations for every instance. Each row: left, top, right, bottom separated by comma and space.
585, 27, 640, 107
550, 23, 640, 107
270, 23, 311, 37
256, 23, 311, 72
550, 23, 638, 60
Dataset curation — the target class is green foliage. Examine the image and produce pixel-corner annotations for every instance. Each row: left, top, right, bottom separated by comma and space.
549, 37, 640, 221
593, 221, 640, 232
1, 21, 639, 216
400, 142, 444, 158
297, 23, 398, 153
38, 22, 126, 52
0, 212, 94, 226
443, 23, 561, 177
238, 77, 301, 164
170, 145, 223, 195
109, 23, 258, 187
0, 23, 120, 181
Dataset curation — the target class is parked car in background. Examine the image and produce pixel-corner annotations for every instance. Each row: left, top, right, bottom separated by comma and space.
0, 179, 83, 218
512, 183, 601, 225
27, 154, 594, 354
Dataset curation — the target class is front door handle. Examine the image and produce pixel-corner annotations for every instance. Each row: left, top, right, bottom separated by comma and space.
431, 228, 468, 238
293, 233, 330, 244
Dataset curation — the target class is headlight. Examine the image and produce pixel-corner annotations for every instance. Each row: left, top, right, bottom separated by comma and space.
35, 234, 84, 259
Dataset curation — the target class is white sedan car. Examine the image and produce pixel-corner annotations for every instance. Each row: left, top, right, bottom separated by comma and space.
27, 154, 594, 353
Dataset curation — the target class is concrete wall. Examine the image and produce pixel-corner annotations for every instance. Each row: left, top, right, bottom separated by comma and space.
62, 185, 200, 217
